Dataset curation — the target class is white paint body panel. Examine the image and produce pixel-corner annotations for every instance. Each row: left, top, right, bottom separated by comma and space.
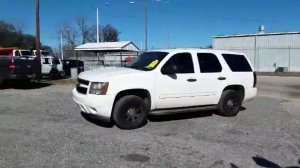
40, 56, 63, 75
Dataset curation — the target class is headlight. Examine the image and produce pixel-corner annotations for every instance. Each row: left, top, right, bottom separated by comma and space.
89, 82, 109, 95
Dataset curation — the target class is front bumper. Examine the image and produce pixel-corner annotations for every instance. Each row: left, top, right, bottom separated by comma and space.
72, 88, 115, 119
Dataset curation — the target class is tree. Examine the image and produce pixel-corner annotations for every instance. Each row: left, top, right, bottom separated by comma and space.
76, 16, 101, 44
102, 24, 119, 42
86, 25, 98, 43
58, 17, 120, 48
76, 16, 89, 44
75, 16, 120, 43
0, 20, 36, 49
58, 24, 78, 49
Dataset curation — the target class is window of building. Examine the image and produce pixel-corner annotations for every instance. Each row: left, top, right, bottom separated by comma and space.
197, 53, 222, 73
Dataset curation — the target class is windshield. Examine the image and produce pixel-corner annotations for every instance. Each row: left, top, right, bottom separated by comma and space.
127, 52, 168, 71
20, 51, 32, 56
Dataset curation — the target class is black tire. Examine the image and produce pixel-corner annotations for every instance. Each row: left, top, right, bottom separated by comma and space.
49, 69, 59, 79
21, 79, 31, 84
218, 90, 242, 116
0, 80, 4, 87
59, 71, 65, 79
113, 95, 148, 129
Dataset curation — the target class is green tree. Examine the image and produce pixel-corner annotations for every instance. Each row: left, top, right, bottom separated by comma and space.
0, 20, 36, 49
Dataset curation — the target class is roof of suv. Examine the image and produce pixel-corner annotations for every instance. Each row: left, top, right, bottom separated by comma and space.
149, 48, 245, 56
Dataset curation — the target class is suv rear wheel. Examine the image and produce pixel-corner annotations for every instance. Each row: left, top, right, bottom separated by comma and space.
218, 90, 242, 116
113, 95, 148, 129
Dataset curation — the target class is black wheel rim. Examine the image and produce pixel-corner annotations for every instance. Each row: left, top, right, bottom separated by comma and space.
124, 106, 142, 123
225, 97, 239, 112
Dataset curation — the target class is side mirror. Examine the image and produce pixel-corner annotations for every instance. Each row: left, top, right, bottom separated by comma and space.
161, 65, 177, 75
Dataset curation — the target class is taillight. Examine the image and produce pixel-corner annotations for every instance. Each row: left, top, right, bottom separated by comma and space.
253, 72, 257, 87
9, 60, 16, 71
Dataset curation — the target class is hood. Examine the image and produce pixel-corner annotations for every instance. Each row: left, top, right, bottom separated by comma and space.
78, 67, 144, 82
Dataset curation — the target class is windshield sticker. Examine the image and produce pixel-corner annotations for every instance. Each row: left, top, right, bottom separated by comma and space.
148, 60, 159, 69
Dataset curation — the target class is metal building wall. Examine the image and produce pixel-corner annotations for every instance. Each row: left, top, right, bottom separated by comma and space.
213, 33, 300, 72
213, 37, 256, 68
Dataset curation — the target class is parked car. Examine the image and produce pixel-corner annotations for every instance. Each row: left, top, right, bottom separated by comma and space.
41, 56, 64, 78
31, 50, 64, 78
0, 48, 41, 84
0, 48, 33, 57
72, 49, 257, 129
62, 59, 84, 77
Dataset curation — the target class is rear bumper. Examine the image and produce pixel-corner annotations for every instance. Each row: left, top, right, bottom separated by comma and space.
72, 88, 115, 119
1, 73, 40, 81
8, 73, 37, 79
244, 88, 258, 102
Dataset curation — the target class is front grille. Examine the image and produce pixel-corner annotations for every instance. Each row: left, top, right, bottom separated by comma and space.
76, 84, 87, 94
78, 78, 89, 86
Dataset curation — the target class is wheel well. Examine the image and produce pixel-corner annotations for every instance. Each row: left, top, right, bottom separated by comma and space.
223, 85, 245, 100
113, 89, 151, 112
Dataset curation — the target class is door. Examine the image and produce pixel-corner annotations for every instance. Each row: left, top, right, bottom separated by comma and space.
41, 58, 52, 74
155, 52, 200, 109
52, 58, 61, 71
196, 53, 227, 105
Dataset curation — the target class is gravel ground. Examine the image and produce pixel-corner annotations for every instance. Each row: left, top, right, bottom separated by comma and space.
0, 76, 299, 168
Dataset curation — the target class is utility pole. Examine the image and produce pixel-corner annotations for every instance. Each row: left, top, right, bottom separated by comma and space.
144, 0, 148, 51
35, 0, 41, 59
97, 8, 99, 43
129, 0, 148, 51
61, 34, 64, 60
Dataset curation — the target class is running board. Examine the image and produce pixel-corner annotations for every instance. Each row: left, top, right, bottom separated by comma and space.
149, 105, 217, 116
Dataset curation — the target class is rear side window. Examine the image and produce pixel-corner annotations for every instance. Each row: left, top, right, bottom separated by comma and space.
42, 58, 50, 64
197, 53, 222, 73
222, 54, 252, 72
162, 53, 194, 73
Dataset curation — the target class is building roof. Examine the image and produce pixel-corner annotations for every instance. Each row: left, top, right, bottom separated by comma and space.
75, 41, 140, 52
214, 32, 300, 38
150, 48, 245, 55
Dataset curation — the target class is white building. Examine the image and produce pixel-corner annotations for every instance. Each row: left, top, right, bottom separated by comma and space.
75, 41, 140, 70
213, 27, 300, 72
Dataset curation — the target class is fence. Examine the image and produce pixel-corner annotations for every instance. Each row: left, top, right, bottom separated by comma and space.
223, 47, 300, 72
62, 51, 140, 71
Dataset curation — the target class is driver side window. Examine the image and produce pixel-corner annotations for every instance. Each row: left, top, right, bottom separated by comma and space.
162, 53, 194, 74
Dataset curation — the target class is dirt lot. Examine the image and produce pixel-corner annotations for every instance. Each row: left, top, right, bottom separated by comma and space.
0, 77, 299, 168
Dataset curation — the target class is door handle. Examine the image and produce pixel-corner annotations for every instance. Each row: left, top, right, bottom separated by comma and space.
218, 77, 226, 80
187, 78, 197, 82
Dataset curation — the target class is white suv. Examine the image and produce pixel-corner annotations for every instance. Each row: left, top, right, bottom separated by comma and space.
73, 49, 257, 129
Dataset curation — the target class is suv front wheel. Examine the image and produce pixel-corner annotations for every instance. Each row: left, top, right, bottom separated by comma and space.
218, 90, 242, 116
113, 95, 148, 129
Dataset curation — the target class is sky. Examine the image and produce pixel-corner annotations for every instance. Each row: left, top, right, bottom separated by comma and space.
0, 0, 300, 50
